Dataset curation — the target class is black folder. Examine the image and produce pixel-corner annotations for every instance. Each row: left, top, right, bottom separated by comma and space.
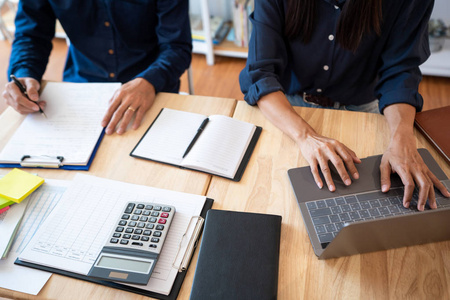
190, 209, 282, 300
15, 198, 214, 300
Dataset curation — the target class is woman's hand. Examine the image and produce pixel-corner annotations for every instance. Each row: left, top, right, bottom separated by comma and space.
101, 78, 155, 135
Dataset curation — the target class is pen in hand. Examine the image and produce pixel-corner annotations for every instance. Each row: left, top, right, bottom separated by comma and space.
182, 117, 209, 158
10, 74, 47, 118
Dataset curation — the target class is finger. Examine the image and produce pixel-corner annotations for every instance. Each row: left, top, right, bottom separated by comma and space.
328, 155, 352, 186
116, 107, 136, 135
132, 107, 146, 130
106, 104, 127, 135
6, 83, 40, 111
428, 171, 450, 198
317, 156, 335, 192
379, 158, 392, 193
101, 92, 122, 128
336, 146, 359, 180
395, 168, 415, 208
23, 78, 40, 101
413, 175, 432, 211
308, 159, 324, 189
3, 89, 35, 113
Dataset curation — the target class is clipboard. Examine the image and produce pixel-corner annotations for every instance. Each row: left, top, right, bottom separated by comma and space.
0, 129, 105, 171
15, 198, 214, 300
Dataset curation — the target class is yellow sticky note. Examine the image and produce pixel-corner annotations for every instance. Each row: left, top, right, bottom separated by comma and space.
0, 169, 44, 203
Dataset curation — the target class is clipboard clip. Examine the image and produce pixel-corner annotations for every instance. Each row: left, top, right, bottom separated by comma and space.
172, 216, 205, 272
20, 155, 64, 168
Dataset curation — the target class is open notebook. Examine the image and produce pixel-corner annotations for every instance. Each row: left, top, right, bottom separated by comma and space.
0, 82, 121, 170
130, 108, 262, 181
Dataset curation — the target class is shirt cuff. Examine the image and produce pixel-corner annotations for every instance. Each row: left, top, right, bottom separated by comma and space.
378, 88, 423, 113
244, 77, 285, 106
8, 68, 42, 82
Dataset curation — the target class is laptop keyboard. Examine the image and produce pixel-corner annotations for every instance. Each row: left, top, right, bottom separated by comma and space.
306, 188, 450, 248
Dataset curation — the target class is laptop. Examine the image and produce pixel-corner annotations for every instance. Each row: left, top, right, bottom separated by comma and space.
288, 148, 450, 259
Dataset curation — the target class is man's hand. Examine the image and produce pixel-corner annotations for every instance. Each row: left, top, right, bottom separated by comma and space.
3, 77, 45, 114
101, 78, 156, 135
382, 104, 450, 211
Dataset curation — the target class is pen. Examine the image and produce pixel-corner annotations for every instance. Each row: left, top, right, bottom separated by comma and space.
10, 74, 47, 118
182, 118, 209, 158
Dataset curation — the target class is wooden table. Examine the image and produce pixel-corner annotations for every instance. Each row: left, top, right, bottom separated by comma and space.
204, 101, 450, 300
1, 96, 449, 299
0, 93, 236, 300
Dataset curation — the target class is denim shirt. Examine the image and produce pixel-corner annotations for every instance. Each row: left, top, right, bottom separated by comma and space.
239, 0, 433, 112
8, 0, 192, 93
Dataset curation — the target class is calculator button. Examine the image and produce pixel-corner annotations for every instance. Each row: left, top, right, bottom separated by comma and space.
146, 224, 155, 229
132, 235, 141, 240
143, 230, 152, 236
151, 211, 159, 217
136, 204, 145, 209
132, 242, 143, 246
125, 228, 134, 233
153, 231, 162, 237
115, 227, 124, 232
129, 221, 137, 227
161, 212, 169, 218
137, 222, 145, 228
140, 216, 148, 222
120, 239, 129, 245
113, 233, 121, 238
135, 229, 143, 234
121, 214, 130, 220
110, 238, 119, 243
141, 236, 149, 242
149, 244, 157, 248
154, 206, 162, 211
131, 215, 139, 221
118, 220, 127, 226
151, 238, 160, 243
156, 225, 164, 231
123, 234, 131, 239
124, 203, 135, 214
158, 219, 167, 224
134, 209, 142, 215
145, 205, 153, 210
162, 207, 171, 212
149, 217, 157, 223
143, 211, 151, 216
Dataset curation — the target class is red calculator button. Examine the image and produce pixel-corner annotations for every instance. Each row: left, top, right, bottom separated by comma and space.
161, 213, 169, 218
158, 218, 167, 224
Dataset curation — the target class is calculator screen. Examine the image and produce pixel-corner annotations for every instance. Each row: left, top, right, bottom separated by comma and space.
97, 255, 153, 274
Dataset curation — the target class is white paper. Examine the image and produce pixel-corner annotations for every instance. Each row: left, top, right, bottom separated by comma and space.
19, 174, 206, 296
0, 179, 69, 295
0, 199, 28, 258
0, 82, 121, 165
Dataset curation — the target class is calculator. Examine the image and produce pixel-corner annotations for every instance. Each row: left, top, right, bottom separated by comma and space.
88, 202, 175, 285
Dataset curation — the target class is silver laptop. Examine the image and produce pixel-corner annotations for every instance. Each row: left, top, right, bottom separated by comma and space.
288, 148, 450, 259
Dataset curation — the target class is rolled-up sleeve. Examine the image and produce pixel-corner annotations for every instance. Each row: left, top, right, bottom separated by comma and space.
135, 0, 192, 93
7, 0, 56, 81
239, 0, 288, 105
375, 0, 433, 113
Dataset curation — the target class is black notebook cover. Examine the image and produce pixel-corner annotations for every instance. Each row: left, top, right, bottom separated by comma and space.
15, 198, 214, 300
190, 210, 282, 300
130, 108, 262, 182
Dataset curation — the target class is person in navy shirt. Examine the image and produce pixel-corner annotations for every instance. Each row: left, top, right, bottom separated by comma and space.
3, 0, 192, 135
240, 0, 450, 209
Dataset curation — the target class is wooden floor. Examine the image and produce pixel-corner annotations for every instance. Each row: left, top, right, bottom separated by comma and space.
1, 38, 449, 115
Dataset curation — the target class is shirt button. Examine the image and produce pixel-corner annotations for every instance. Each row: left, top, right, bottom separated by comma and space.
108, 49, 114, 55
317, 88, 323, 93
334, 5, 339, 9
104, 21, 110, 27
323, 65, 329, 71
328, 35, 334, 41
109, 73, 115, 78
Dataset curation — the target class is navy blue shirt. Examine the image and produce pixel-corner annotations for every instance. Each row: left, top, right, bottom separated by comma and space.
8, 0, 192, 93
240, 0, 433, 112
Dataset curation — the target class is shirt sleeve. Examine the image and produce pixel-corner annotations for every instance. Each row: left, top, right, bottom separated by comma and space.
7, 0, 56, 81
239, 0, 289, 105
134, 0, 192, 93
375, 0, 433, 113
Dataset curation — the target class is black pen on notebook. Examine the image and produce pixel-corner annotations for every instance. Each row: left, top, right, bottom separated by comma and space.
182, 117, 209, 158
10, 74, 47, 118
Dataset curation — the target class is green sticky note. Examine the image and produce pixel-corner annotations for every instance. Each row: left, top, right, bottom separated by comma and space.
0, 196, 14, 210
0, 168, 44, 203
